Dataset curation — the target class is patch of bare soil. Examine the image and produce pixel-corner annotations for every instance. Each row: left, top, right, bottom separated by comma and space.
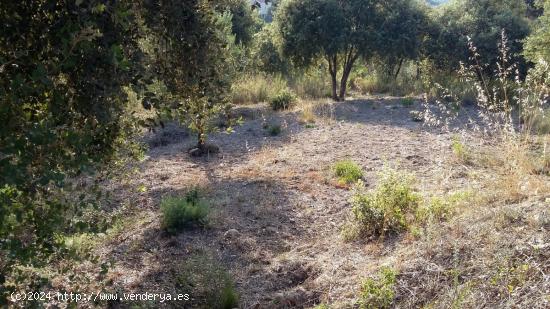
96, 98, 491, 308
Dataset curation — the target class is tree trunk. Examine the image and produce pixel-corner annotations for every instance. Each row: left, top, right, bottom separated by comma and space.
197, 131, 205, 149
339, 70, 349, 101
394, 58, 404, 80
338, 50, 358, 101
328, 55, 339, 101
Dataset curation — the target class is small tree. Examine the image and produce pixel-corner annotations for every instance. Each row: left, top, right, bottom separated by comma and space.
143, 0, 239, 153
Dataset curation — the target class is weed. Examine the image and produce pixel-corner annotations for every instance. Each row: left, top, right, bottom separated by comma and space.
451, 136, 470, 163
333, 160, 364, 185
160, 191, 209, 234
358, 267, 397, 309
343, 168, 420, 240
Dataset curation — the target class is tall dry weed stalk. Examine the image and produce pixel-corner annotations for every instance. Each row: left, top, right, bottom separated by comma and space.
422, 30, 550, 202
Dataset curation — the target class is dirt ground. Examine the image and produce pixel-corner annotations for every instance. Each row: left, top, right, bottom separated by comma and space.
97, 97, 487, 308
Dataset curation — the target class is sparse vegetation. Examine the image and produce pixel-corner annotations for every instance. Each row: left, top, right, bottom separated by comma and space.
4, 0, 550, 307
178, 253, 239, 309
160, 190, 209, 234
332, 160, 364, 185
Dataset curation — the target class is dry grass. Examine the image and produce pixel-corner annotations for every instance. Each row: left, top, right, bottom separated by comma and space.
296, 99, 336, 126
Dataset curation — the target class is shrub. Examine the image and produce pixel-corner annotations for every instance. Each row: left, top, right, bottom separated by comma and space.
401, 97, 414, 107
333, 160, 364, 185
160, 191, 208, 234
178, 253, 238, 309
523, 108, 550, 135
266, 124, 282, 136
270, 89, 297, 110
343, 168, 420, 240
358, 267, 397, 309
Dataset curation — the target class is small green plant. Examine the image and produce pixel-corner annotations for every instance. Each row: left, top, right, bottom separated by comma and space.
333, 160, 364, 185
178, 253, 239, 308
160, 190, 209, 234
358, 267, 397, 309
401, 97, 415, 107
451, 135, 470, 163
266, 124, 282, 136
343, 168, 420, 240
270, 89, 297, 110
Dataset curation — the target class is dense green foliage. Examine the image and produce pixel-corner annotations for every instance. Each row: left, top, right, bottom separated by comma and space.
427, 0, 530, 72
141, 0, 242, 150
0, 0, 141, 281
525, 0, 550, 64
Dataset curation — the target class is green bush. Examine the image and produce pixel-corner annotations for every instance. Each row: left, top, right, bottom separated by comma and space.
270, 89, 297, 110
160, 191, 208, 234
343, 168, 420, 240
178, 253, 239, 309
358, 267, 397, 309
333, 160, 364, 185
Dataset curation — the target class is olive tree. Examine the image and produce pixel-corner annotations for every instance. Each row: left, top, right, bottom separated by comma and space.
142, 0, 240, 154
277, 0, 380, 101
